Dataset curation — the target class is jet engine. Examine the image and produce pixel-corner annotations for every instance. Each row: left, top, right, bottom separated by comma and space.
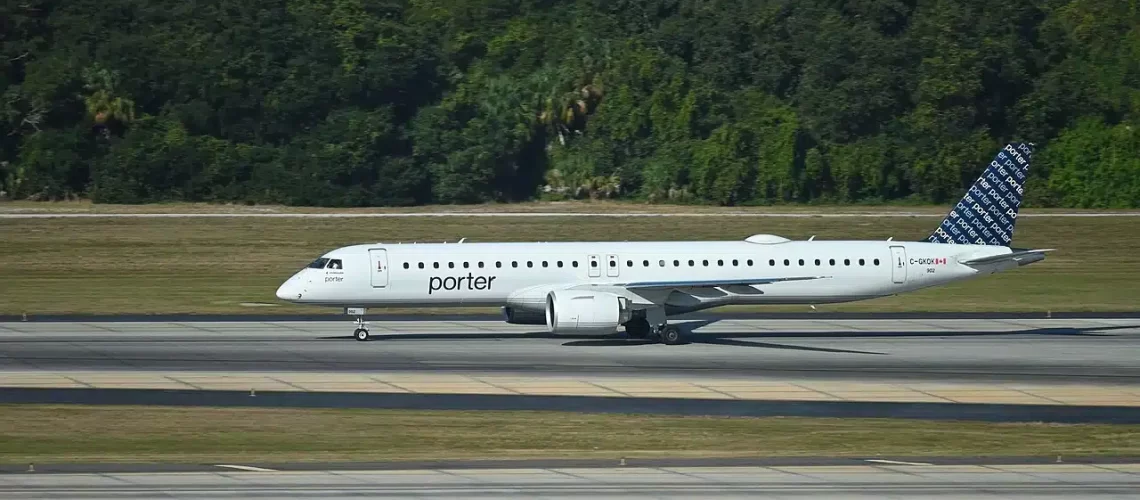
545, 290, 632, 335
501, 305, 546, 325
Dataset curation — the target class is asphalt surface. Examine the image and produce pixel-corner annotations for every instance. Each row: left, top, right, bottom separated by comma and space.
3, 464, 1140, 499
2, 318, 1137, 383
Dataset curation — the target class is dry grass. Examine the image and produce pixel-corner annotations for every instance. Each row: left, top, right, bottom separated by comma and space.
0, 214, 1135, 315
1, 405, 1136, 463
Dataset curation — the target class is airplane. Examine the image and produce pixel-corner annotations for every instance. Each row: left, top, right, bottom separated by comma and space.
275, 142, 1051, 345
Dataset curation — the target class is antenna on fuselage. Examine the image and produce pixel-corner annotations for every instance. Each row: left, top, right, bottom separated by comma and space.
808, 235, 816, 241
887, 237, 893, 241
458, 238, 466, 243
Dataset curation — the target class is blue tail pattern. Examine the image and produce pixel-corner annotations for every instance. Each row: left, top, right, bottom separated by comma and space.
926, 142, 1034, 246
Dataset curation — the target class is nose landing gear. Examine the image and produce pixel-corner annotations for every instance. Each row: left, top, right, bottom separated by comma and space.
348, 307, 371, 341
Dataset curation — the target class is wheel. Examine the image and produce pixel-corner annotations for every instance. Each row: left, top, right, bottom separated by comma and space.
624, 318, 651, 339
660, 325, 685, 345
354, 328, 370, 341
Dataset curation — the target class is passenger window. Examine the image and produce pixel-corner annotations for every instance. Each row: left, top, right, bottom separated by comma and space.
642, 260, 649, 267
747, 259, 753, 266
732, 259, 738, 266
496, 261, 502, 268
419, 262, 425, 269
403, 263, 409, 269
557, 261, 563, 267
542, 261, 548, 267
874, 258, 880, 266
433, 262, 440, 269
688, 260, 695, 266
844, 259, 851, 266
591, 260, 597, 268
573, 261, 579, 267
673, 260, 680, 266
326, 259, 343, 270
859, 258, 865, 266
769, 259, 775, 266
814, 259, 820, 266
783, 259, 790, 266
527, 261, 533, 268
702, 259, 708, 266
798, 259, 804, 266
463, 262, 469, 268
829, 259, 835, 266
448, 262, 454, 269
478, 262, 484, 268
659, 260, 666, 267
717, 259, 724, 266
512, 261, 518, 268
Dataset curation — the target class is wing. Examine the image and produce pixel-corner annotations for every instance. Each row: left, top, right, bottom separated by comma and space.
617, 276, 829, 290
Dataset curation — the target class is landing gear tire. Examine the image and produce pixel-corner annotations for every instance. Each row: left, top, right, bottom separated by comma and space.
354, 328, 370, 341
624, 318, 651, 339
660, 325, 685, 346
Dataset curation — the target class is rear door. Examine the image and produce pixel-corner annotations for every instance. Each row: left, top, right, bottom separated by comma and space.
889, 246, 906, 284
369, 248, 389, 288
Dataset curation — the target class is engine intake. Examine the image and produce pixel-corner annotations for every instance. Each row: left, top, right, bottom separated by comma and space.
545, 290, 632, 335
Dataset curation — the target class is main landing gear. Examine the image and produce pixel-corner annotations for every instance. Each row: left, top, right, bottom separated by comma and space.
623, 309, 686, 345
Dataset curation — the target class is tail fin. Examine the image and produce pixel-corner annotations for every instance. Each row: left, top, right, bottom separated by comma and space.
926, 142, 1034, 246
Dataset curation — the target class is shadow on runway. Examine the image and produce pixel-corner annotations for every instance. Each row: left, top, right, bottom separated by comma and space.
316, 323, 1134, 355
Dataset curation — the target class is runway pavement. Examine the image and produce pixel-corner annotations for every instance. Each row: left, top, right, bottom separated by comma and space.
4, 464, 1140, 499
1, 317, 1139, 421
1, 317, 1137, 384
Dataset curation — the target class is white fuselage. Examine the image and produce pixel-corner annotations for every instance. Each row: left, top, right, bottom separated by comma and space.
275, 235, 1017, 317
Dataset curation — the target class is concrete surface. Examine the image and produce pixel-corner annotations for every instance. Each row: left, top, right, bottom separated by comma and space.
3, 464, 1139, 499
2, 318, 1137, 385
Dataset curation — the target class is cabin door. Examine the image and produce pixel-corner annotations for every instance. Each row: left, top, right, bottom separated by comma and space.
889, 246, 906, 284
369, 248, 389, 288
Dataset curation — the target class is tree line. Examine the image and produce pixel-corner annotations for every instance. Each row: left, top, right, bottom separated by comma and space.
2, 0, 1138, 208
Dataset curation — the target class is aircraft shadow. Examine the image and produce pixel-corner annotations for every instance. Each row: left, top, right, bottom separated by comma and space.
316, 322, 1132, 355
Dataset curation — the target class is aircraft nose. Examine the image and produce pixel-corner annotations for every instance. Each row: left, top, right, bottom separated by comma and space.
276, 279, 301, 301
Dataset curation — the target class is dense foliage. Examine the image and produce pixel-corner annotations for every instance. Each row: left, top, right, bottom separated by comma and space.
2, 0, 1138, 207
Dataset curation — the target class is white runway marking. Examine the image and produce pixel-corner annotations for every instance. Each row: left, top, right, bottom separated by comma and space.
214, 464, 277, 472
865, 459, 934, 466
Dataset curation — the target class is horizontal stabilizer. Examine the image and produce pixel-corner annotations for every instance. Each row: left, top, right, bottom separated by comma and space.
618, 276, 828, 290
959, 248, 1054, 266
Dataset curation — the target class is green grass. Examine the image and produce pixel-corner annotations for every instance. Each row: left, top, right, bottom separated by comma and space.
1, 405, 1137, 463
0, 212, 1136, 315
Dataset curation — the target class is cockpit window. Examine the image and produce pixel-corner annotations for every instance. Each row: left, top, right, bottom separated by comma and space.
307, 258, 329, 269
326, 259, 343, 270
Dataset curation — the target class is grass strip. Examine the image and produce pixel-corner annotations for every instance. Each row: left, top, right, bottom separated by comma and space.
1, 405, 1138, 464
1, 214, 1136, 315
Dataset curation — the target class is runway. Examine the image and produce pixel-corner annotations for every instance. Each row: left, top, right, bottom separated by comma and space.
4, 464, 1140, 499
2, 317, 1138, 383
2, 317, 1140, 421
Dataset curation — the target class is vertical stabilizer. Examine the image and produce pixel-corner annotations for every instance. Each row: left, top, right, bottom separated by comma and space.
926, 142, 1034, 246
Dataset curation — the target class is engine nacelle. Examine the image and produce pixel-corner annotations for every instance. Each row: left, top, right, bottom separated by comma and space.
544, 290, 632, 336
501, 305, 546, 325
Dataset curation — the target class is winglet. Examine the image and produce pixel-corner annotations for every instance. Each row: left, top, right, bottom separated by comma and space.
927, 142, 1034, 246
